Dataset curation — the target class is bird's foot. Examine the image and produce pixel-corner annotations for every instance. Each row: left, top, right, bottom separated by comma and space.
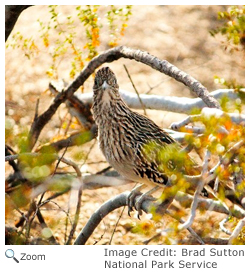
127, 185, 159, 219
127, 184, 145, 216
135, 193, 156, 219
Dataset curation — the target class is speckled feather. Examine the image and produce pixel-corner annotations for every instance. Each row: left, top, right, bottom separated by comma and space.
92, 67, 197, 188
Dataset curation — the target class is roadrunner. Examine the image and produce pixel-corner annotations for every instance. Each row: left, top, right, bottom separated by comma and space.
92, 67, 199, 215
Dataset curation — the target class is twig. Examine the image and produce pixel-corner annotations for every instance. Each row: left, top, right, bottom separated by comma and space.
123, 64, 147, 115
228, 217, 245, 245
170, 115, 200, 130
210, 139, 245, 174
213, 176, 220, 192
57, 157, 82, 245
80, 138, 97, 169
49, 80, 94, 128
36, 127, 97, 153
219, 216, 232, 235
171, 108, 243, 133
36, 208, 58, 244
34, 98, 40, 121
25, 201, 37, 240
179, 149, 211, 230
5, 154, 20, 161
5, 145, 20, 173
145, 78, 170, 94
53, 142, 70, 176
109, 206, 126, 245
5, 193, 28, 228
66, 179, 83, 245
143, 209, 205, 245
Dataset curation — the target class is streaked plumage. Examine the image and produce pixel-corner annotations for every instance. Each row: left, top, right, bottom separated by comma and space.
92, 67, 199, 212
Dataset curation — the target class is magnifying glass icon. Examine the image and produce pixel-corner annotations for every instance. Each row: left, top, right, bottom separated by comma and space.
5, 249, 19, 263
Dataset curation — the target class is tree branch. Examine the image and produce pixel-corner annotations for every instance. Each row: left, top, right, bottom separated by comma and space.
77, 88, 241, 115
65, 46, 221, 108
28, 46, 222, 149
179, 149, 211, 230
174, 192, 245, 219
74, 191, 129, 245
74, 191, 203, 245
74, 186, 245, 245
228, 217, 245, 244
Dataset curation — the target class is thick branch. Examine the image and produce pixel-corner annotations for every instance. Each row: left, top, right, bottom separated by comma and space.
69, 46, 220, 108
36, 127, 97, 153
77, 89, 240, 115
74, 191, 130, 245
74, 188, 244, 245
28, 46, 222, 149
175, 192, 245, 219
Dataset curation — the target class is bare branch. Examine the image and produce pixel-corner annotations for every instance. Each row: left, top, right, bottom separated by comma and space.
36, 127, 97, 153
219, 216, 232, 235
228, 217, 245, 245
74, 191, 203, 245
65, 164, 83, 245
78, 88, 241, 115
74, 182, 245, 245
64, 46, 219, 109
171, 107, 244, 131
49, 81, 94, 128
74, 191, 130, 245
179, 149, 211, 230
26, 46, 229, 149
174, 192, 245, 219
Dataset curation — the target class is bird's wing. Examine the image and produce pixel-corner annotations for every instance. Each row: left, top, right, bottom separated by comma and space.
130, 110, 176, 145
130, 111, 200, 181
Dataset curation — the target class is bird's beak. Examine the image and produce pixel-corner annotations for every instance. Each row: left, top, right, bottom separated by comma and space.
102, 81, 109, 90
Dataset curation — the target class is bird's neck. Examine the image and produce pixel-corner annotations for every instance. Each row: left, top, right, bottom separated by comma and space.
93, 92, 130, 125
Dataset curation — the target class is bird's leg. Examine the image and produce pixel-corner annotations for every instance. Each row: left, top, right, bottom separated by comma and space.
135, 186, 159, 218
127, 183, 146, 216
155, 186, 176, 215
155, 196, 175, 215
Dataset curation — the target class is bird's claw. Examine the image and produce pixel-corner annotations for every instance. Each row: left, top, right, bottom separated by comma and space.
127, 191, 155, 219
135, 194, 155, 219
127, 189, 142, 216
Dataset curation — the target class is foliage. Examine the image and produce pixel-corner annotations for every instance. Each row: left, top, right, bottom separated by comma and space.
139, 98, 245, 244
211, 6, 245, 97
5, 5, 245, 245
210, 5, 245, 51
5, 5, 132, 245
6, 5, 132, 80
213, 76, 244, 92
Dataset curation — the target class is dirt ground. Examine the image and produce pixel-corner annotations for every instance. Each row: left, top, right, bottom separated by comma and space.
5, 5, 244, 245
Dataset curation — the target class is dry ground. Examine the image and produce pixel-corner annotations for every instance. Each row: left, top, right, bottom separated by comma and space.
5, 5, 244, 245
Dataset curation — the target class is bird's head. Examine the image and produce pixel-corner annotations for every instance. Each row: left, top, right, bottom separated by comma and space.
92, 67, 128, 118
93, 67, 119, 99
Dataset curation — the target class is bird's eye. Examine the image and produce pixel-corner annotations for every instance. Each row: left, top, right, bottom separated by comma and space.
110, 78, 117, 86
94, 78, 99, 86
